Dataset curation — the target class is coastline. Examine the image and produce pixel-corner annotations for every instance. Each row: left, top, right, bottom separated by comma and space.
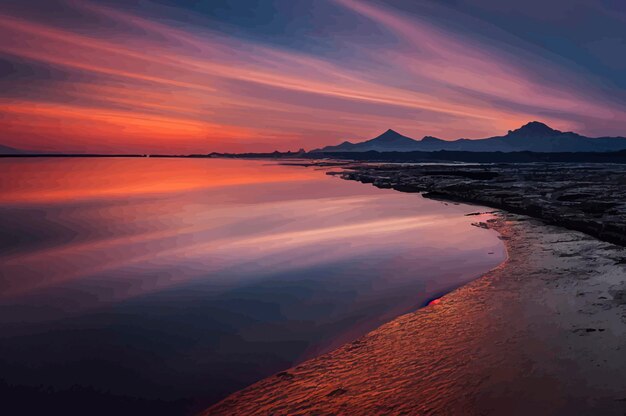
203, 212, 626, 415
333, 163, 626, 246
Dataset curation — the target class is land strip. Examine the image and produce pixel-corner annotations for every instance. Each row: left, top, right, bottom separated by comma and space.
333, 163, 626, 246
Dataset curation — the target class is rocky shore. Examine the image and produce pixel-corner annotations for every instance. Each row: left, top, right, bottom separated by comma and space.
333, 163, 626, 246
203, 213, 626, 415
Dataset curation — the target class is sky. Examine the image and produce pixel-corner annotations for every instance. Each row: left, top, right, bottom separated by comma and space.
1, 0, 626, 153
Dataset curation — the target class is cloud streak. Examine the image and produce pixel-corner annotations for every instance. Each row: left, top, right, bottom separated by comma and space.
1, 0, 625, 152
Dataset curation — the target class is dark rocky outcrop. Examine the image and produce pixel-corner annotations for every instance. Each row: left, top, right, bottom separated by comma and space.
332, 163, 626, 247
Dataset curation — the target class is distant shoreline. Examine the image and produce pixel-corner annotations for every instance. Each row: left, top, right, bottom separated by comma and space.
0, 154, 179, 158
3, 149, 626, 163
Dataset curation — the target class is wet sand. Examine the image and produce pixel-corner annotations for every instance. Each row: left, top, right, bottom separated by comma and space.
203, 213, 626, 415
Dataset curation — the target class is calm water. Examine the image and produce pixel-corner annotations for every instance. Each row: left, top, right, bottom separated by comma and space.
0, 158, 505, 415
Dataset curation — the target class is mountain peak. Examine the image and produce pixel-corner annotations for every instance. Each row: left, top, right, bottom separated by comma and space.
366, 129, 415, 144
508, 121, 561, 137
376, 129, 403, 140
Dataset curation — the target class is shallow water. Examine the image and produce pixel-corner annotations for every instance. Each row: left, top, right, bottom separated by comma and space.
0, 158, 505, 414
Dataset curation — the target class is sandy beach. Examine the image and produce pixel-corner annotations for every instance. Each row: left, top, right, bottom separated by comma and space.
204, 213, 626, 415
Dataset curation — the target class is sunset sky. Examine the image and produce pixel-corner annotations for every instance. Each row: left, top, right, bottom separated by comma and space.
2, 0, 626, 153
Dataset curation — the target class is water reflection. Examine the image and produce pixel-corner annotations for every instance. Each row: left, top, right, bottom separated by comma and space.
0, 158, 505, 415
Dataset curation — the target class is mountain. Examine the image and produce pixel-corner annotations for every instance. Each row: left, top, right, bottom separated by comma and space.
312, 129, 421, 152
312, 122, 626, 153
0, 144, 26, 155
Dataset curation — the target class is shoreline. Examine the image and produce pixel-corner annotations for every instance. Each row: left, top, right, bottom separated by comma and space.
203, 212, 626, 415
330, 163, 626, 247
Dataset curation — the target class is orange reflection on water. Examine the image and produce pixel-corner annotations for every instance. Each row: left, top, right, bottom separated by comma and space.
0, 158, 505, 314
0, 157, 507, 412
0, 158, 316, 204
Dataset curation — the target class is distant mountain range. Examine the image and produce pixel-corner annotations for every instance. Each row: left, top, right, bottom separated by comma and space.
4, 121, 626, 156
311, 122, 626, 153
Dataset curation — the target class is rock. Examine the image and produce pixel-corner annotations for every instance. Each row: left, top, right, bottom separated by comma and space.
328, 163, 626, 248
327, 388, 348, 397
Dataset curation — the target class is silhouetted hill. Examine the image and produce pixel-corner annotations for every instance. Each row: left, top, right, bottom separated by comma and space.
312, 122, 626, 153
0, 144, 26, 154
312, 129, 422, 152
